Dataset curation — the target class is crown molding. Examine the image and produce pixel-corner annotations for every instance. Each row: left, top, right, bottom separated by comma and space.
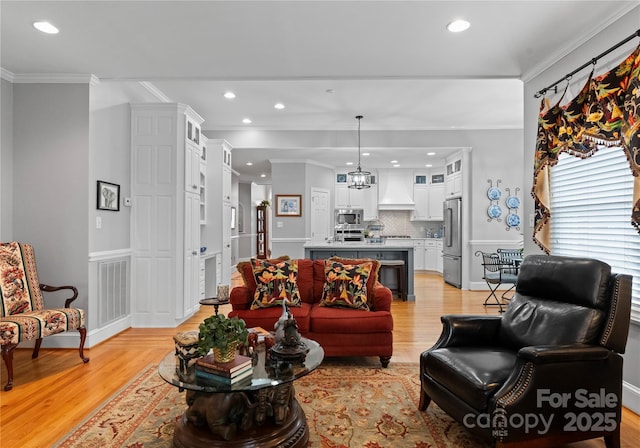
138, 81, 172, 102
0, 70, 100, 85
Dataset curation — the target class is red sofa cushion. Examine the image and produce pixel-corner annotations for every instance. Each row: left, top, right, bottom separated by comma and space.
229, 302, 313, 334
309, 305, 393, 333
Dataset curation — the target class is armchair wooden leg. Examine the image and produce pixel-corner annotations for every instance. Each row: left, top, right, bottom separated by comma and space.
379, 356, 390, 368
418, 388, 431, 411
1, 343, 17, 391
605, 429, 621, 448
32, 338, 43, 358
78, 327, 89, 363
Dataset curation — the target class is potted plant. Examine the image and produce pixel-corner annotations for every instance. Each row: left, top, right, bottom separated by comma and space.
260, 200, 270, 207
197, 314, 249, 362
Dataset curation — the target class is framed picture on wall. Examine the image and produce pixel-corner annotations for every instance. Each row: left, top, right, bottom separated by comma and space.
97, 180, 120, 211
275, 194, 302, 217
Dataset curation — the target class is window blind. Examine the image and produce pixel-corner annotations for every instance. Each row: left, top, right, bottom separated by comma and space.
550, 146, 640, 322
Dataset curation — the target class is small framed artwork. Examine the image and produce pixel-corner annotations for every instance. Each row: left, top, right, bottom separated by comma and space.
97, 180, 120, 211
275, 194, 302, 217
336, 173, 347, 183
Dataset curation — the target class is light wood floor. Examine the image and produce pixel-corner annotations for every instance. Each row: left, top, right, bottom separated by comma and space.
1, 272, 639, 447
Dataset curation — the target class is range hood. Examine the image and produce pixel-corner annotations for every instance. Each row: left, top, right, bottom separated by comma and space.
377, 169, 415, 210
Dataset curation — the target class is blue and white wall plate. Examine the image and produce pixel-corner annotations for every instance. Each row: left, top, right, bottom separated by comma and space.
488, 204, 502, 220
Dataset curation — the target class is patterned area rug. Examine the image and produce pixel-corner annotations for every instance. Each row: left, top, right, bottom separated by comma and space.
54, 362, 491, 447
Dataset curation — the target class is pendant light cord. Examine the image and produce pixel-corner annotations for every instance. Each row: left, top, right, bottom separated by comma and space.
356, 115, 363, 169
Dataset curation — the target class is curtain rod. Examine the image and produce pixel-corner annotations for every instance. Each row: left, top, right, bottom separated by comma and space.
534, 29, 640, 98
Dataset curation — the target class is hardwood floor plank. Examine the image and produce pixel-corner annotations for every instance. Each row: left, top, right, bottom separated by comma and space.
0, 271, 638, 447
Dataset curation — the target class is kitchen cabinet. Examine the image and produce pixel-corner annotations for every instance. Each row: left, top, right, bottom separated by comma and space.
445, 154, 462, 198
436, 240, 443, 273
130, 103, 204, 325
412, 171, 445, 221
427, 185, 445, 220
424, 240, 438, 271
412, 239, 439, 271
335, 171, 378, 220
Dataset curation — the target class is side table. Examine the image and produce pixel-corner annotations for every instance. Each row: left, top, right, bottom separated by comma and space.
199, 297, 230, 316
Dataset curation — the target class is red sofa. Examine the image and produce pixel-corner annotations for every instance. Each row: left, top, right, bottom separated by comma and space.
228, 258, 394, 367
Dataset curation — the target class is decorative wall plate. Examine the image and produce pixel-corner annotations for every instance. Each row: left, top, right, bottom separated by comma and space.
487, 187, 502, 201
506, 213, 521, 227
488, 204, 502, 219
506, 195, 520, 209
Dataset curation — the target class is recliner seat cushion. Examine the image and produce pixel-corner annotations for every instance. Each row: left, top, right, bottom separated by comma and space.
423, 347, 517, 412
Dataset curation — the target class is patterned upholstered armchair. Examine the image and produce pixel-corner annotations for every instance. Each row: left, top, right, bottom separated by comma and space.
0, 242, 89, 390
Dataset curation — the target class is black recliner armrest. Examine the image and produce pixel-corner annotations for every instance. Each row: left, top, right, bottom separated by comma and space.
431, 315, 503, 349
518, 344, 611, 364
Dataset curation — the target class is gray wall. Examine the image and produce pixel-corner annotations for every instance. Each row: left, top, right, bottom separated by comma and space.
1, 78, 13, 241
12, 83, 90, 310
522, 5, 640, 411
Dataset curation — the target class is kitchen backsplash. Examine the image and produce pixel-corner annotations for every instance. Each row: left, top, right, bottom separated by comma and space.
366, 210, 443, 238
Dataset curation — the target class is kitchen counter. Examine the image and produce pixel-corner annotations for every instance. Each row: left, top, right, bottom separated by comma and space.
304, 242, 415, 301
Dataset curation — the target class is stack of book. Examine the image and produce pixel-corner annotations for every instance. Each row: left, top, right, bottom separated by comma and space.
195, 353, 253, 384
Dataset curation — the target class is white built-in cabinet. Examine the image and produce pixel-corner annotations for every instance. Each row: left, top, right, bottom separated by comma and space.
436, 240, 443, 273
209, 139, 233, 287
444, 153, 463, 198
412, 171, 445, 221
412, 239, 440, 271
335, 170, 378, 220
130, 103, 204, 326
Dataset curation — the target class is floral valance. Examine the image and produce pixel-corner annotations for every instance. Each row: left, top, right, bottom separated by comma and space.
532, 44, 640, 253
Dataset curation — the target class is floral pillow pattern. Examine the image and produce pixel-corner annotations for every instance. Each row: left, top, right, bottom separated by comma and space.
250, 259, 301, 310
320, 260, 372, 310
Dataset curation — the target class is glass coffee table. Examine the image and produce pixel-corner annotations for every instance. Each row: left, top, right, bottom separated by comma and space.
159, 337, 324, 447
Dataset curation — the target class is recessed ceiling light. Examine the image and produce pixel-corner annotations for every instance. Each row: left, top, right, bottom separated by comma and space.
260, 173, 267, 178
346, 162, 354, 166
224, 91, 236, 99
246, 162, 253, 166
242, 118, 252, 124
390, 160, 398, 164
33, 21, 59, 34
447, 19, 470, 33
393, 164, 401, 168
426, 164, 433, 168
362, 152, 370, 156
427, 152, 436, 156
274, 103, 285, 110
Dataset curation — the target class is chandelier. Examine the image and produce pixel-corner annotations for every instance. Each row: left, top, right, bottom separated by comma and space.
348, 115, 371, 189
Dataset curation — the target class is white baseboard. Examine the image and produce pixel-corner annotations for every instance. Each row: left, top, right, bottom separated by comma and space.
623, 380, 640, 414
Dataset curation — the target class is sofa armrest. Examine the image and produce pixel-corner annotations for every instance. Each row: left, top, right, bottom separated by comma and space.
230, 286, 252, 311
430, 315, 503, 349
371, 282, 392, 312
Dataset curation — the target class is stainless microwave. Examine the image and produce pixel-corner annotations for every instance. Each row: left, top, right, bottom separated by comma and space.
335, 208, 363, 226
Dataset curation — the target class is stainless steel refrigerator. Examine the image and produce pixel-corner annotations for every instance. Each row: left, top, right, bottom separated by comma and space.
443, 197, 462, 288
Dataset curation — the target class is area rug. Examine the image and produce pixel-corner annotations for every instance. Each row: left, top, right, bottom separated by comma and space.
54, 362, 491, 448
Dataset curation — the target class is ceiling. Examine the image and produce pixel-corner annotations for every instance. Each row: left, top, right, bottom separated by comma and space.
2, 1, 638, 182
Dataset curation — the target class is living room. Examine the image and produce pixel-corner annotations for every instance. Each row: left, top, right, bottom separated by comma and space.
2, 1, 640, 446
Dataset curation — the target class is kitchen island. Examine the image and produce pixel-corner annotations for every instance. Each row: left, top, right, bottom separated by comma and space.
304, 242, 415, 301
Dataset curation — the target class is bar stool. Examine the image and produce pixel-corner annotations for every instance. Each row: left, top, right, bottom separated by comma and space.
379, 259, 406, 301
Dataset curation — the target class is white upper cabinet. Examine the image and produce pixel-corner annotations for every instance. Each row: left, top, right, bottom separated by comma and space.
444, 153, 463, 198
412, 170, 445, 221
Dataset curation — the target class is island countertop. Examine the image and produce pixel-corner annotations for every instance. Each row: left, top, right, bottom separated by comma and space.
304, 243, 415, 301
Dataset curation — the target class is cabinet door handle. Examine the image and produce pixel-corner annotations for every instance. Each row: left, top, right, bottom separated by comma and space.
192, 184, 198, 189
192, 251, 198, 255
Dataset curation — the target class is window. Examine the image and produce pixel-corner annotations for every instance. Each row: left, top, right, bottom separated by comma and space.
550, 146, 640, 322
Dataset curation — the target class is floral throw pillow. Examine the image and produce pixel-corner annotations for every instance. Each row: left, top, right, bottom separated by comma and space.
320, 260, 372, 310
250, 259, 301, 310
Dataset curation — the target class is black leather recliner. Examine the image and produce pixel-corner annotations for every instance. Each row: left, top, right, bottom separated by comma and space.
419, 255, 632, 448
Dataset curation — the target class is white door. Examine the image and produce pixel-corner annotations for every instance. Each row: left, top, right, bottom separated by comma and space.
310, 188, 331, 242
